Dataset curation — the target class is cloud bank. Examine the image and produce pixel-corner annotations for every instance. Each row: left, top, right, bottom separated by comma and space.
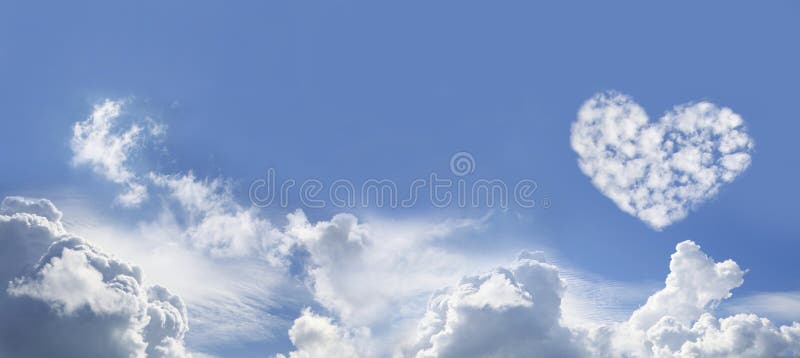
9, 191, 797, 357
398, 240, 800, 358
272, 209, 800, 357
571, 91, 754, 229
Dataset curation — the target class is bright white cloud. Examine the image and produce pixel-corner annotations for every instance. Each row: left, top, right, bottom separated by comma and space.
571, 91, 754, 229
62, 192, 295, 350
55, 179, 800, 358
68, 100, 303, 349
71, 99, 163, 207
65, 188, 486, 355
398, 240, 800, 358
0, 197, 190, 357
405, 251, 586, 358
280, 209, 484, 354
149, 172, 287, 259
639, 313, 800, 358
589, 242, 800, 357
276, 308, 363, 358
627, 241, 745, 330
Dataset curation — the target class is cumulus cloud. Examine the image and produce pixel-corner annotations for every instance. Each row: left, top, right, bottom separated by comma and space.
1, 196, 64, 223
17, 192, 793, 358
282, 211, 369, 321
625, 241, 745, 331
276, 308, 363, 358
65, 182, 295, 349
0, 196, 190, 357
67, 183, 483, 354
0, 197, 65, 291
571, 91, 754, 229
102, 215, 291, 350
405, 251, 586, 358
587, 241, 800, 358
71, 99, 164, 207
399, 240, 800, 358
280, 209, 483, 354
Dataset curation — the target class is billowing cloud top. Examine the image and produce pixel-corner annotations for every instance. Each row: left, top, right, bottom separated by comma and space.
405, 251, 585, 357
399, 241, 800, 358
0, 197, 190, 357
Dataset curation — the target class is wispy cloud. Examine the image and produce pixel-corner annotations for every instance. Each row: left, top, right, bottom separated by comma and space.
70, 99, 164, 207
725, 291, 800, 323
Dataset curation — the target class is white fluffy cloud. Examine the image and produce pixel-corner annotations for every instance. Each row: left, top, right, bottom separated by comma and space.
68, 98, 305, 348
627, 241, 744, 331
280, 209, 482, 354
399, 240, 800, 358
71, 99, 163, 207
571, 91, 754, 229
276, 308, 363, 358
14, 192, 796, 357
0, 196, 190, 357
66, 175, 295, 349
0, 197, 66, 288
588, 241, 800, 358
150, 172, 283, 259
70, 100, 292, 346
405, 251, 586, 358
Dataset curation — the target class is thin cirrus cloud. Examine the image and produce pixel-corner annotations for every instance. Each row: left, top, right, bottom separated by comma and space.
571, 91, 754, 230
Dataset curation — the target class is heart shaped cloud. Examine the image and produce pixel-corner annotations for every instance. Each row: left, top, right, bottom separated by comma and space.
571, 91, 754, 230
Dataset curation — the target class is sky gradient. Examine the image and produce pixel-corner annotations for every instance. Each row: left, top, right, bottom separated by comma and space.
1, 1, 799, 357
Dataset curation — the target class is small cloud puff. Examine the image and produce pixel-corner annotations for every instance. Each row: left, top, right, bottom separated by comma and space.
276, 308, 363, 358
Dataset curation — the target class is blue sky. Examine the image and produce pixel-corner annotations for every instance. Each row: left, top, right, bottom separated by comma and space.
1, 1, 799, 357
